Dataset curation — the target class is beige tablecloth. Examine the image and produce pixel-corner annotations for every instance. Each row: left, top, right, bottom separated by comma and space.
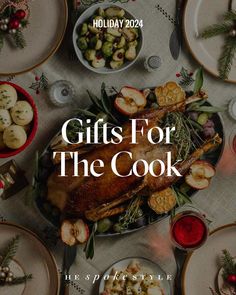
1, 0, 236, 294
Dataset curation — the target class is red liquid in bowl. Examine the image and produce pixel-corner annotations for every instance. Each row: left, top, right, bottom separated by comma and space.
172, 215, 207, 249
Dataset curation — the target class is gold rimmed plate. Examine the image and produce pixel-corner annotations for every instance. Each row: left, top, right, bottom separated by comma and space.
0, 222, 59, 295
0, 0, 68, 76
182, 223, 236, 295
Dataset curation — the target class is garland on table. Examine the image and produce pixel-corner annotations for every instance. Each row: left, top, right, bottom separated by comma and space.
199, 10, 236, 80
0, 0, 29, 52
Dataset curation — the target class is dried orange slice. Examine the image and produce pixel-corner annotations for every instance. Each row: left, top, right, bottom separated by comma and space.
155, 81, 186, 107
148, 188, 177, 214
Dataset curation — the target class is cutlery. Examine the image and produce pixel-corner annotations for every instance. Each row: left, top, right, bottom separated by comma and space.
169, 0, 185, 60
173, 247, 187, 295
59, 244, 77, 295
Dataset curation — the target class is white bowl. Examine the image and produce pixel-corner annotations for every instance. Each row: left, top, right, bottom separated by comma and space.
72, 3, 143, 74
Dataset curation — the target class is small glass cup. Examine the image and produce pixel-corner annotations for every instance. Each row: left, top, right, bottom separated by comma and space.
170, 206, 209, 251
48, 80, 76, 107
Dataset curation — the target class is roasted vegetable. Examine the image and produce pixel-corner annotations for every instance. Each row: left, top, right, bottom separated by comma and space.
80, 23, 88, 36
85, 49, 96, 61
107, 28, 121, 37
92, 57, 106, 68
125, 46, 136, 61
102, 42, 113, 57
148, 188, 177, 214
110, 60, 124, 69
117, 36, 126, 48
113, 48, 125, 61
104, 33, 115, 43
105, 7, 125, 18
77, 37, 88, 51
155, 82, 186, 107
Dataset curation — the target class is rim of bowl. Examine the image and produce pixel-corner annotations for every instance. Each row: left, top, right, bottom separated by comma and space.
0, 81, 38, 158
72, 3, 144, 74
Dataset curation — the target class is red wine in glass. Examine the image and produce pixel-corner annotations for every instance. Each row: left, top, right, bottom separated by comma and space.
170, 211, 209, 250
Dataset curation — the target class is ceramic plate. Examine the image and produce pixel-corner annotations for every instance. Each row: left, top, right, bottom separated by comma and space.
99, 257, 172, 295
0, 222, 59, 295
184, 0, 236, 83
0, 0, 67, 76
182, 224, 236, 295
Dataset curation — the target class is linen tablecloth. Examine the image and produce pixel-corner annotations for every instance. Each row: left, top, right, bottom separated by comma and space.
1, 0, 236, 294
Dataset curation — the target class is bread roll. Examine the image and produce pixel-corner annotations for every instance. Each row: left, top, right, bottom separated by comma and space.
10, 100, 34, 126
0, 109, 12, 131
0, 84, 17, 109
3, 125, 27, 149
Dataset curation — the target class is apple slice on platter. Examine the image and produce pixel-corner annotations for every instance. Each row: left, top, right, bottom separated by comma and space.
185, 160, 216, 190
114, 86, 147, 116
61, 219, 89, 246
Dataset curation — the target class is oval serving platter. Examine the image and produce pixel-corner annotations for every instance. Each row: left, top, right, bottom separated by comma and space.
33, 98, 225, 237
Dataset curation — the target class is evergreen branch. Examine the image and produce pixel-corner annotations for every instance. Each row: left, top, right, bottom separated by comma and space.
199, 22, 232, 39
179, 67, 195, 87
0, 235, 20, 267
223, 10, 236, 21
10, 274, 33, 285
221, 249, 236, 280
12, 31, 26, 49
218, 36, 236, 80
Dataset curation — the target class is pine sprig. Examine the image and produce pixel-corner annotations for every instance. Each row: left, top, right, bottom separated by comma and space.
0, 235, 20, 267
179, 67, 195, 88
11, 274, 33, 285
221, 249, 236, 280
223, 10, 236, 22
12, 31, 26, 49
218, 36, 236, 80
199, 22, 232, 39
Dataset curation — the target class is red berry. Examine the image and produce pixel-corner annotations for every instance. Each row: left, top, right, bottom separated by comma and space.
176, 73, 181, 77
190, 72, 194, 76
36, 90, 40, 95
9, 18, 20, 29
227, 274, 236, 285
35, 76, 40, 81
14, 9, 26, 20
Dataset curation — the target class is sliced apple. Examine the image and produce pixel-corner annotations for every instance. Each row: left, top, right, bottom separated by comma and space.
185, 174, 210, 190
61, 220, 77, 247
61, 219, 89, 246
185, 160, 216, 190
73, 219, 90, 244
114, 86, 147, 116
190, 160, 216, 179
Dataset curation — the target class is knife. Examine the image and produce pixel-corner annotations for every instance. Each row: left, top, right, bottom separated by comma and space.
173, 247, 187, 295
169, 0, 185, 60
59, 244, 77, 295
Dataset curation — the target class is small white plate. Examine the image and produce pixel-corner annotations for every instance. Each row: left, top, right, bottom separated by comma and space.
99, 257, 172, 295
183, 0, 236, 83
73, 3, 143, 74
0, 222, 59, 295
182, 224, 236, 295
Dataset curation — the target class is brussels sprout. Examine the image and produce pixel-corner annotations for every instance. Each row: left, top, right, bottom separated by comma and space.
125, 46, 136, 61
97, 218, 113, 233
113, 48, 125, 61
197, 113, 209, 125
88, 24, 100, 34
77, 37, 88, 51
89, 36, 99, 48
130, 28, 139, 38
122, 27, 136, 41
95, 39, 102, 50
94, 15, 103, 21
98, 7, 105, 17
107, 28, 121, 37
84, 49, 96, 61
80, 23, 88, 36
110, 60, 124, 69
105, 7, 125, 18
105, 33, 115, 43
102, 41, 113, 57
92, 57, 106, 68
128, 40, 138, 48
117, 36, 126, 49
